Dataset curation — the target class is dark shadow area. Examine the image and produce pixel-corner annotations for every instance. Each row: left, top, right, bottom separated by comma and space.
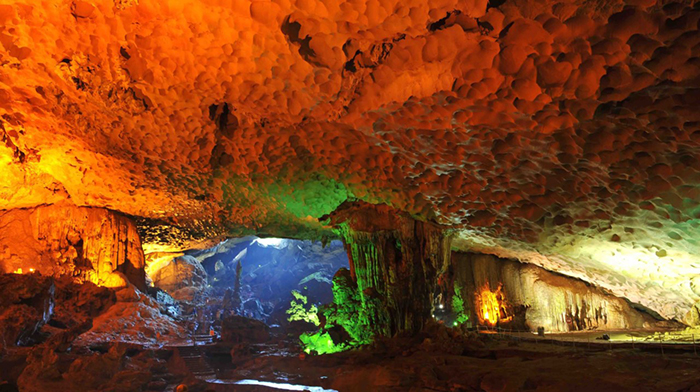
281, 16, 320, 66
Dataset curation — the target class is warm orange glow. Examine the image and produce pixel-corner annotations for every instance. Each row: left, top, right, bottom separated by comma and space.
13, 267, 36, 274
477, 283, 512, 327
480, 288, 499, 326
95, 271, 129, 288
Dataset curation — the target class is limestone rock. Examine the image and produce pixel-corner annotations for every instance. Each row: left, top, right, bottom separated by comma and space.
450, 253, 663, 332
151, 255, 207, 302
0, 273, 54, 351
51, 277, 116, 329
74, 286, 186, 346
17, 342, 166, 392
326, 201, 451, 336
0, 204, 145, 291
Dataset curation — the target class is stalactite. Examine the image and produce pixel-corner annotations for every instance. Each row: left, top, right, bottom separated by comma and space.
0, 203, 146, 291
451, 252, 660, 332
327, 202, 451, 336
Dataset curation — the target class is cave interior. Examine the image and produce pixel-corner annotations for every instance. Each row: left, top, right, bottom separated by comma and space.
2, 0, 700, 391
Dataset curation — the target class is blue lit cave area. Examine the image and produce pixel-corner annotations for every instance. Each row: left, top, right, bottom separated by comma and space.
173, 237, 349, 332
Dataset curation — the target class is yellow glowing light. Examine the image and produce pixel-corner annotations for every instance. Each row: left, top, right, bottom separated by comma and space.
479, 287, 500, 326
13, 268, 22, 274
477, 283, 512, 326
98, 272, 129, 288
144, 252, 184, 279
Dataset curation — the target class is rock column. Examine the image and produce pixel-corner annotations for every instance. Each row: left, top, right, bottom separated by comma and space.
327, 202, 451, 336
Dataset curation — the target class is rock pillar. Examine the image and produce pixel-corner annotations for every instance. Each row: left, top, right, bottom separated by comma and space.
326, 201, 451, 336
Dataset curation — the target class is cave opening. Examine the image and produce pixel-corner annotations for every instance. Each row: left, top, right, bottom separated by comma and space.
173, 236, 350, 331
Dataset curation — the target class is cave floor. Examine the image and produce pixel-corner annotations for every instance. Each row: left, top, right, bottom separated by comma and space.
488, 328, 700, 344
198, 332, 700, 392
5, 328, 700, 392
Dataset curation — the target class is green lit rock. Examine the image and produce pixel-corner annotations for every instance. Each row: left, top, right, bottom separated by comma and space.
292, 268, 373, 355
292, 201, 454, 354
451, 282, 470, 326
326, 201, 453, 337
299, 331, 347, 355
323, 268, 374, 345
286, 290, 320, 327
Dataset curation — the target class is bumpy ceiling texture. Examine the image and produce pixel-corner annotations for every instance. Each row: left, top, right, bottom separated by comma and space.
1, 0, 700, 321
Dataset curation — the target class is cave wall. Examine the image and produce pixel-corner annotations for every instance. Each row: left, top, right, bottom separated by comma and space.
452, 252, 659, 333
151, 255, 207, 302
0, 203, 145, 291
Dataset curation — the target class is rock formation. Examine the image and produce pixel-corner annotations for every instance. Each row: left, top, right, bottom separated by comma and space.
1, 0, 700, 328
0, 273, 54, 351
449, 252, 665, 332
326, 201, 451, 335
0, 203, 146, 290
0, 270, 183, 353
150, 255, 207, 302
74, 284, 186, 346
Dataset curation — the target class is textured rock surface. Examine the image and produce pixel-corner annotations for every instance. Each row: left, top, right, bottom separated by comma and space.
0, 204, 146, 290
451, 253, 663, 332
74, 285, 186, 346
49, 277, 117, 342
328, 201, 452, 335
1, 0, 700, 321
16, 343, 172, 392
150, 255, 207, 302
0, 273, 124, 354
0, 273, 54, 351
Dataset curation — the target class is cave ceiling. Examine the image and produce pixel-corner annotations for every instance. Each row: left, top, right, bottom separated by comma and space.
1, 0, 700, 321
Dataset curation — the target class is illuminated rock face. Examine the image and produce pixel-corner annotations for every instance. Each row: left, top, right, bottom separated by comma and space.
1, 0, 700, 321
328, 202, 451, 335
151, 255, 207, 302
452, 253, 661, 332
475, 283, 510, 327
0, 204, 145, 290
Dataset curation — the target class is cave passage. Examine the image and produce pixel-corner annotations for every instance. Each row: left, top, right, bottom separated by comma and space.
0, 204, 698, 392
4, 0, 700, 389
178, 236, 350, 330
